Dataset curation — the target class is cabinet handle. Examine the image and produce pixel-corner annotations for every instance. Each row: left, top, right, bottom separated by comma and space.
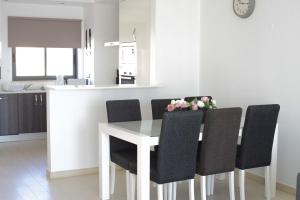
40, 94, 43, 104
34, 95, 38, 105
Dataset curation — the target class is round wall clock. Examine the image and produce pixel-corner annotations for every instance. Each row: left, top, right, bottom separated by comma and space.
233, 0, 255, 18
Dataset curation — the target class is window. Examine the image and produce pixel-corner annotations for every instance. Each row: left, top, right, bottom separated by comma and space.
12, 47, 77, 81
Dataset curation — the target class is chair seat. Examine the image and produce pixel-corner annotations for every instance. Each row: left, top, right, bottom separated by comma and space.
235, 144, 271, 170
111, 149, 137, 170
129, 151, 193, 184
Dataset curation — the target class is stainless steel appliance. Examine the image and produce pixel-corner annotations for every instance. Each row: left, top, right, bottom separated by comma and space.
119, 42, 137, 84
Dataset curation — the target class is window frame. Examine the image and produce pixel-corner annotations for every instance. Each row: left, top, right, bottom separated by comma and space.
12, 47, 78, 81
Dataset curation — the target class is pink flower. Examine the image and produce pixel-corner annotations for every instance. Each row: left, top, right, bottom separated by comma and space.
175, 103, 182, 108
167, 104, 175, 112
181, 102, 190, 108
201, 96, 210, 103
191, 103, 199, 111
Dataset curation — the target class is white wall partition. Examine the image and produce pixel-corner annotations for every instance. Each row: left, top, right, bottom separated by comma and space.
199, 0, 300, 188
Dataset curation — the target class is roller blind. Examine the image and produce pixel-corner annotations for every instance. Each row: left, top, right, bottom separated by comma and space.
8, 17, 82, 48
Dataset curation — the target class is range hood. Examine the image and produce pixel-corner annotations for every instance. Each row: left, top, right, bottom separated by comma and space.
104, 41, 120, 47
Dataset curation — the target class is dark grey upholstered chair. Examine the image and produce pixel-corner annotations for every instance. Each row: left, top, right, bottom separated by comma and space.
151, 98, 180, 153
236, 104, 280, 200
129, 110, 204, 200
106, 99, 141, 198
151, 99, 179, 120
297, 173, 300, 200
196, 108, 242, 200
184, 96, 212, 102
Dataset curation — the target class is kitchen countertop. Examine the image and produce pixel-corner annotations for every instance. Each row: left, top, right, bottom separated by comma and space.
45, 84, 161, 91
0, 90, 46, 94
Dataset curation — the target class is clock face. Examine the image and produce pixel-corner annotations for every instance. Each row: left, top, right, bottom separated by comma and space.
233, 0, 255, 18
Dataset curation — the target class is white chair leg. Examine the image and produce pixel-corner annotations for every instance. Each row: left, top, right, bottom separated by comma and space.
126, 170, 131, 200
207, 176, 211, 195
164, 184, 168, 200
229, 171, 235, 200
172, 182, 177, 200
265, 166, 271, 200
167, 183, 173, 200
211, 175, 215, 195
239, 170, 245, 200
130, 174, 136, 200
200, 176, 207, 200
110, 162, 116, 195
157, 184, 163, 200
189, 179, 195, 200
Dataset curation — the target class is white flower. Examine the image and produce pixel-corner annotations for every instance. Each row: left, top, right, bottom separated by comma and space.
211, 99, 217, 106
197, 101, 205, 108
171, 100, 176, 105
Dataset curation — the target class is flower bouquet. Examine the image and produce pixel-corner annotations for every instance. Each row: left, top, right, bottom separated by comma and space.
167, 97, 217, 112
166, 97, 217, 122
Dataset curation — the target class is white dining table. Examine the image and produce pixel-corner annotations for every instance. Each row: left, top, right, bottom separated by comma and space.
99, 119, 278, 200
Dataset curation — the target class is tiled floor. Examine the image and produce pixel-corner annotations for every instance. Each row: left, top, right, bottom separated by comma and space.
0, 140, 295, 200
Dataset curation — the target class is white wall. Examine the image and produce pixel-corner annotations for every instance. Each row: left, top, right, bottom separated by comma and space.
200, 0, 300, 188
120, 0, 151, 84
0, 0, 2, 63
154, 0, 200, 92
0, 2, 84, 83
93, 1, 119, 85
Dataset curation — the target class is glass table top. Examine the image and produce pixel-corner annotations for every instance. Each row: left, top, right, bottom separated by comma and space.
108, 117, 245, 138
110, 120, 163, 137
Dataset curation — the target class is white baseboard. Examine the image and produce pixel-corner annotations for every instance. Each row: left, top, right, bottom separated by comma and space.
0, 132, 47, 143
48, 167, 99, 179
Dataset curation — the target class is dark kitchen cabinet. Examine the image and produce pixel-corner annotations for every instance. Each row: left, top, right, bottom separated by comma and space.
18, 93, 47, 133
0, 94, 19, 135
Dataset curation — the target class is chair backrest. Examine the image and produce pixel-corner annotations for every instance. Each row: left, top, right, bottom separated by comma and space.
106, 99, 141, 152
297, 173, 300, 200
156, 111, 203, 184
236, 104, 280, 169
184, 96, 212, 102
197, 108, 242, 176
151, 99, 179, 120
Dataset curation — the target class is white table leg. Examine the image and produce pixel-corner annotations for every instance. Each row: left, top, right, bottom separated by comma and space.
270, 124, 278, 198
137, 138, 150, 200
110, 162, 116, 195
99, 129, 110, 200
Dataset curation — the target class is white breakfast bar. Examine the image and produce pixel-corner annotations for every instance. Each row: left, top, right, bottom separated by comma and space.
99, 119, 278, 200
46, 84, 160, 177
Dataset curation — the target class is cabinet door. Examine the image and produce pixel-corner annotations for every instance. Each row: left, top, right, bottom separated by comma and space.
18, 93, 41, 133
0, 94, 19, 135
